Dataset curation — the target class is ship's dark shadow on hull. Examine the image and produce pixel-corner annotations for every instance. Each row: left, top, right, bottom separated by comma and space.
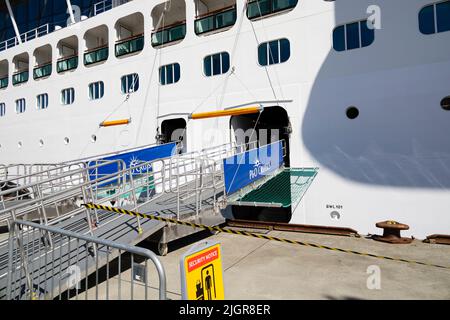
301, 0, 450, 189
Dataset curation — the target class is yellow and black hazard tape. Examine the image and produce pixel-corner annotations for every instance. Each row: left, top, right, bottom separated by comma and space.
83, 203, 450, 270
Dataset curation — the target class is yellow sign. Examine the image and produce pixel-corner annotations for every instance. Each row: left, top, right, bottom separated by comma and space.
181, 242, 224, 300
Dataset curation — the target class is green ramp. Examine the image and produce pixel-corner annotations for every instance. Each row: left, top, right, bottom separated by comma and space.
229, 168, 318, 208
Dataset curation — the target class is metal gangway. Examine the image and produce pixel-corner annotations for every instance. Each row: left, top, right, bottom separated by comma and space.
6, 219, 167, 300
0, 140, 258, 300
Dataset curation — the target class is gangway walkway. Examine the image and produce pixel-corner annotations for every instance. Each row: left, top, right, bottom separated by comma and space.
0, 141, 257, 299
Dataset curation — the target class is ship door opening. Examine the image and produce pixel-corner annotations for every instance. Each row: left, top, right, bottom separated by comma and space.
160, 118, 187, 154
230, 106, 293, 223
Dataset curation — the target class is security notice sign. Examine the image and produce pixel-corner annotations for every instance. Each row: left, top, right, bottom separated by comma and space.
180, 241, 224, 300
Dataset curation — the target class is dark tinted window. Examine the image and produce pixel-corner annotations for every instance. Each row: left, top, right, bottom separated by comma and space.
333, 20, 375, 52
258, 39, 290, 66
159, 63, 181, 85
360, 21, 375, 47
346, 22, 360, 50
419, 5, 436, 34
203, 56, 212, 77
333, 25, 345, 51
204, 53, 230, 76
437, 1, 450, 32
258, 44, 268, 65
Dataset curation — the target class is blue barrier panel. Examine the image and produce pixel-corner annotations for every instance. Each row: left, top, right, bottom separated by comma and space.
223, 141, 284, 195
88, 142, 177, 185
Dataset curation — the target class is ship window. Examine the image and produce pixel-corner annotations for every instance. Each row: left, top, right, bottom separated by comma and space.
420, 1, 450, 34
89, 81, 104, 100
0, 103, 5, 117
333, 20, 375, 52
159, 63, 181, 85
258, 39, 290, 66
61, 88, 75, 105
441, 96, 450, 110
36, 93, 49, 110
15, 99, 26, 114
346, 106, 359, 119
121, 73, 140, 94
204, 52, 230, 76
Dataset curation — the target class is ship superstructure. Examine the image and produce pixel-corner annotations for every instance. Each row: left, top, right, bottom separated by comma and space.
0, 0, 450, 238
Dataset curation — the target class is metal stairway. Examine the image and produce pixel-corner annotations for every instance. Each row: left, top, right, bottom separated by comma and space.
0, 141, 257, 299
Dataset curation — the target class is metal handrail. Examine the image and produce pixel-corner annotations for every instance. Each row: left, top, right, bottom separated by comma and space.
94, 0, 130, 16
0, 139, 265, 231
7, 219, 167, 300
0, 160, 125, 222
0, 24, 50, 53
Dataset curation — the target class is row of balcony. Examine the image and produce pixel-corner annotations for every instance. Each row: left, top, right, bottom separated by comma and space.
0, 77, 7, 89
1, 1, 298, 88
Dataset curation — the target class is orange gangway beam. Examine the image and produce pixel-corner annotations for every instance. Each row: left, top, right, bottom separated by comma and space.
189, 105, 262, 120
100, 119, 131, 127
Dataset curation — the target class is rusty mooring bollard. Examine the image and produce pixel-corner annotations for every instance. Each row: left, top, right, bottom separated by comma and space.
372, 220, 413, 244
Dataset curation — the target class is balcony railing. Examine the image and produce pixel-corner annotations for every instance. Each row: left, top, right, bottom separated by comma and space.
115, 34, 144, 57
33, 63, 52, 80
84, 46, 109, 65
195, 6, 237, 35
57, 55, 79, 73
12, 70, 29, 85
247, 0, 298, 19
0, 77, 7, 89
0, 24, 50, 53
152, 23, 186, 47
94, 0, 130, 16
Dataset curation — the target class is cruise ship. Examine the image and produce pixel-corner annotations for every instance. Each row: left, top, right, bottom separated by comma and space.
0, 0, 450, 241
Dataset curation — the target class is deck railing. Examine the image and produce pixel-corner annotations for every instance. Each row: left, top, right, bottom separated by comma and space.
0, 24, 50, 53
115, 34, 144, 57
57, 55, 79, 73
0, 77, 7, 89
247, 0, 298, 19
84, 46, 109, 65
12, 70, 29, 85
94, 0, 130, 16
151, 23, 186, 47
33, 63, 52, 80
5, 219, 168, 300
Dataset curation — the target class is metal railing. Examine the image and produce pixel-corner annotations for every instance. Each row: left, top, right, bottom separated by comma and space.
94, 0, 130, 16
115, 34, 144, 57
33, 63, 52, 80
5, 219, 167, 300
0, 140, 258, 229
84, 46, 109, 65
57, 55, 79, 73
0, 159, 126, 231
195, 6, 237, 35
151, 23, 186, 47
247, 0, 298, 20
0, 24, 50, 53
12, 70, 29, 85
0, 77, 7, 89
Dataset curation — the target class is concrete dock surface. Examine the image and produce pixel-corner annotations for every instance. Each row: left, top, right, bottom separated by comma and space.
83, 228, 450, 300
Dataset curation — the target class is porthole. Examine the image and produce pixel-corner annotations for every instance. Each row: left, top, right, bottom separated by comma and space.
441, 96, 450, 111
39, 139, 44, 147
64, 137, 70, 145
91, 135, 97, 143
18, 141, 23, 148
346, 106, 359, 119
